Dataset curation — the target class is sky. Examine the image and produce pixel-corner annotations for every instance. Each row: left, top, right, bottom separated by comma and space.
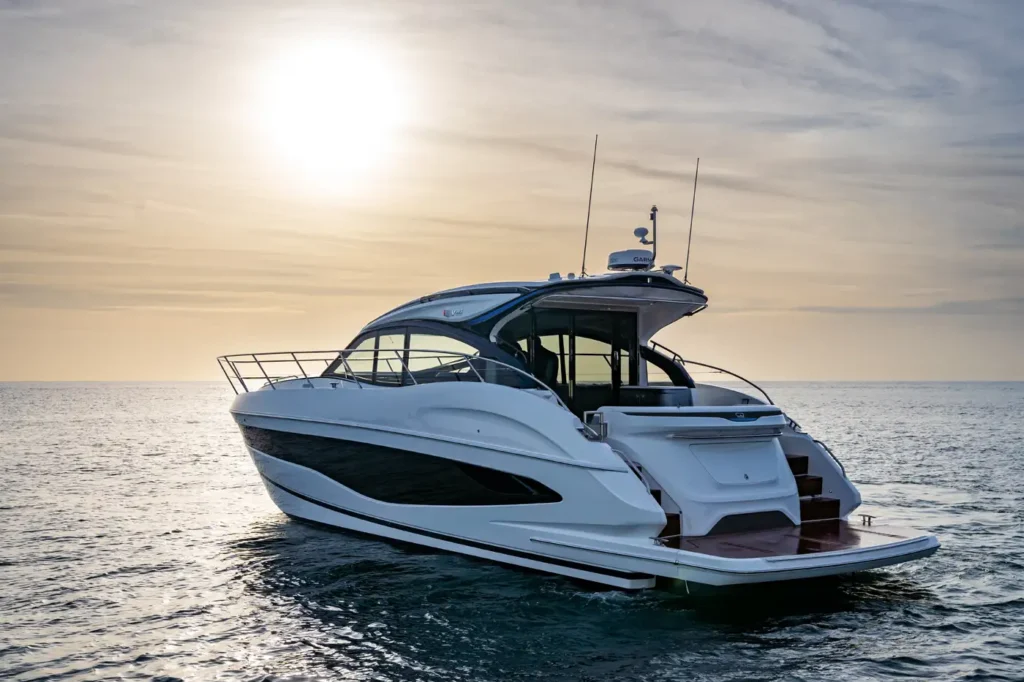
1, 0, 1022, 381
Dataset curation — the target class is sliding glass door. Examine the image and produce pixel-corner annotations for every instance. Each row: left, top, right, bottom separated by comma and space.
499, 308, 638, 414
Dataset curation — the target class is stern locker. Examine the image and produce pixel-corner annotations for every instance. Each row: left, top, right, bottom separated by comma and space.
599, 407, 840, 539
654, 452, 840, 542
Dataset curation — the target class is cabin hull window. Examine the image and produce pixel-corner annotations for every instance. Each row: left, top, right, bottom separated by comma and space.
242, 425, 562, 505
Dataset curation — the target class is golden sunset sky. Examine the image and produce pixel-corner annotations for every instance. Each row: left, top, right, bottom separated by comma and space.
1, 1, 1022, 381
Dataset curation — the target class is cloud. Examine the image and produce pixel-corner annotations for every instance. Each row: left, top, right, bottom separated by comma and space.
1, 0, 1023, 378
0, 128, 173, 162
0, 276, 414, 313
969, 225, 1024, 252
795, 298, 1024, 316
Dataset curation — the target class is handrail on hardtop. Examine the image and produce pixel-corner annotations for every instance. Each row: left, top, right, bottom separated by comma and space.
648, 340, 774, 405
215, 348, 573, 413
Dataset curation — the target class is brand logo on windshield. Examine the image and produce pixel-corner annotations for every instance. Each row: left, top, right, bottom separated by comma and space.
442, 308, 464, 318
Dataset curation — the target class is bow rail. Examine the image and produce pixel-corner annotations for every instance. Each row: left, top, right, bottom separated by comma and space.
216, 349, 571, 412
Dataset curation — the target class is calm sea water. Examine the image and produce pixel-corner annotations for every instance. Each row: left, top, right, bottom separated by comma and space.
1, 382, 1022, 681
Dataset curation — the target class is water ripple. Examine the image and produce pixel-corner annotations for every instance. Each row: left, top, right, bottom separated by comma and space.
1, 382, 1022, 680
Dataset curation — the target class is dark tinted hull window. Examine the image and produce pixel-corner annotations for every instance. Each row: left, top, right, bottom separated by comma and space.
242, 425, 562, 506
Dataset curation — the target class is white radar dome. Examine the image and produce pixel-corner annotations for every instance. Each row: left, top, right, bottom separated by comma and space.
608, 249, 653, 271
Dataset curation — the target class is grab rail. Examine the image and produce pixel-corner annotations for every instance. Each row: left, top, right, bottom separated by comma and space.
216, 349, 573, 413
814, 438, 846, 477
648, 340, 774, 405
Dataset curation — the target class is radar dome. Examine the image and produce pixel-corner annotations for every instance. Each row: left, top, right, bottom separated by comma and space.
608, 249, 653, 271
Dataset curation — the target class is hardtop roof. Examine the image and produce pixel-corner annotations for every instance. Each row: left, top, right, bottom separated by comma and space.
381, 270, 706, 318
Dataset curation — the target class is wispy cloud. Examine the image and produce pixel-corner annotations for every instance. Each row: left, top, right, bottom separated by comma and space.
795, 298, 1024, 316
0, 0, 1022, 379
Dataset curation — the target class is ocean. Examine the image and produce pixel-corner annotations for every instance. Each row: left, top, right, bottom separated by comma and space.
1, 382, 1022, 681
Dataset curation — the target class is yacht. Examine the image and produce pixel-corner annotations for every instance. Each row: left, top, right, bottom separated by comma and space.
218, 208, 939, 590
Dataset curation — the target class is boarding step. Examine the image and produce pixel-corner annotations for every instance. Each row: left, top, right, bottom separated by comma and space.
786, 454, 809, 476
795, 474, 823, 497
658, 513, 681, 548
800, 496, 840, 523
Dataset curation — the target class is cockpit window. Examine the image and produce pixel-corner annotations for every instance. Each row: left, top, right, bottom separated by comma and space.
406, 334, 479, 373
326, 326, 521, 387
574, 336, 616, 384
645, 359, 674, 386
325, 328, 408, 384
343, 335, 376, 381
372, 334, 405, 385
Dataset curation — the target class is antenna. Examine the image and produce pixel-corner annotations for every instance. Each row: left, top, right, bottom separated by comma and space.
683, 157, 700, 283
580, 134, 598, 277
649, 205, 658, 269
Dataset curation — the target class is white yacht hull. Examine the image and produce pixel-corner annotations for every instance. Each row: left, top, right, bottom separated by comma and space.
256, 456, 657, 589
252, 448, 937, 588
234, 381, 939, 590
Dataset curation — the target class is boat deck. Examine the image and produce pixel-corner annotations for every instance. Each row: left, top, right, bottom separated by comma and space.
670, 520, 921, 559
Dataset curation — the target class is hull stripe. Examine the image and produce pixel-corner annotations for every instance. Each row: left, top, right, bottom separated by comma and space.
260, 473, 653, 581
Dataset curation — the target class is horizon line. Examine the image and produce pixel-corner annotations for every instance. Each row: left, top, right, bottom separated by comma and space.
2, 379, 1022, 385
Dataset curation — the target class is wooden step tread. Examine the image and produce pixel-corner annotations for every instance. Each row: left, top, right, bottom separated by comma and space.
794, 474, 822, 497
786, 454, 809, 476
800, 496, 840, 522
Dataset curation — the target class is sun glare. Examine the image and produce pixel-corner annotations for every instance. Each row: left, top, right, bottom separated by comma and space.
258, 40, 407, 193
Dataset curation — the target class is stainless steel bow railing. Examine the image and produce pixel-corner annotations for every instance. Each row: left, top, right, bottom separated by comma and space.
648, 340, 774, 405
216, 349, 571, 411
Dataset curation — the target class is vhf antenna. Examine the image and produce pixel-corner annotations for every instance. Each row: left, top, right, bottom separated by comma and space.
579, 134, 598, 277
683, 157, 700, 283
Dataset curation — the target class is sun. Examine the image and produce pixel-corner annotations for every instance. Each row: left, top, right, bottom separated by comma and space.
257, 40, 407, 192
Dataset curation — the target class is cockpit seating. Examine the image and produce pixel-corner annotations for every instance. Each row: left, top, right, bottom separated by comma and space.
533, 343, 559, 387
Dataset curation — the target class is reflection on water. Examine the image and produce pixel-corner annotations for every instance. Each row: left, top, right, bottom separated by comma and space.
1, 382, 1022, 680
